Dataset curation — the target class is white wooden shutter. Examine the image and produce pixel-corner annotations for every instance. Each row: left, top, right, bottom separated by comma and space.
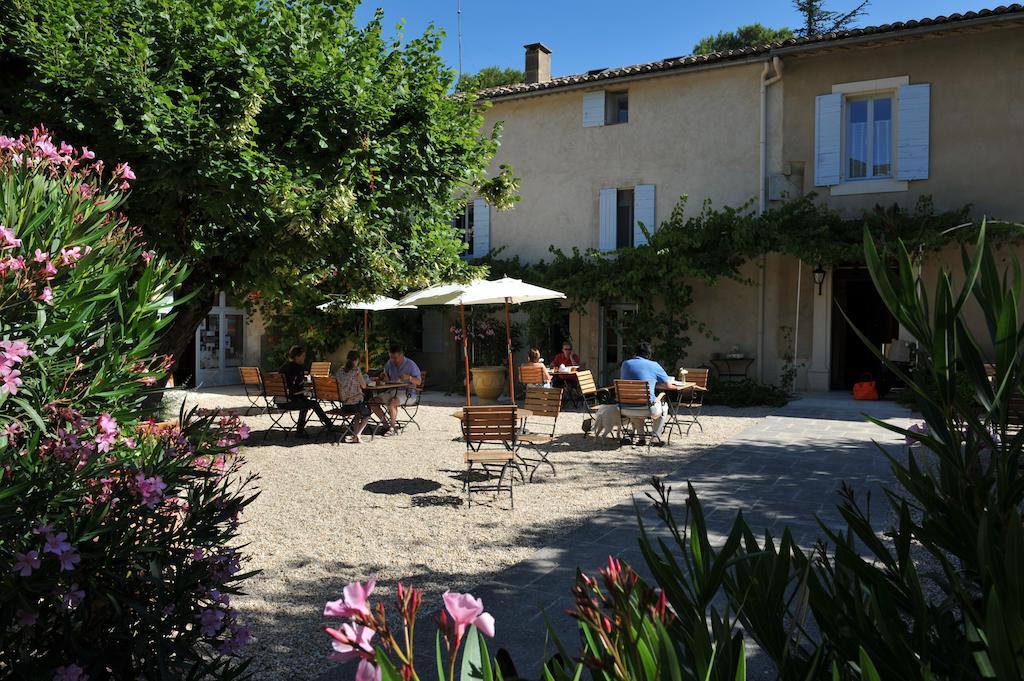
472, 199, 490, 258
598, 188, 616, 251
633, 184, 656, 247
897, 83, 930, 180
583, 91, 606, 128
814, 93, 842, 186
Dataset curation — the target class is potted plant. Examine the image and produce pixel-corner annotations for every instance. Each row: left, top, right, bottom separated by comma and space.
451, 316, 519, 403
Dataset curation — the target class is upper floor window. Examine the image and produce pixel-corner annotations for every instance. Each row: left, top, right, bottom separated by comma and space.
814, 77, 930, 196
615, 189, 634, 248
606, 91, 629, 125
583, 90, 629, 128
846, 95, 892, 180
452, 202, 474, 255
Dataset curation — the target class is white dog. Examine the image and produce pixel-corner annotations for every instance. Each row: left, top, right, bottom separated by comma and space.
590, 404, 621, 439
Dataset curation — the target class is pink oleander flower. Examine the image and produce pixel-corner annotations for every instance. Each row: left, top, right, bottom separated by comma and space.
80, 146, 95, 160
113, 162, 136, 182
238, 424, 251, 440
199, 608, 225, 636
1, 368, 23, 395
13, 550, 41, 576
59, 246, 83, 266
442, 591, 495, 639
325, 622, 375, 662
53, 664, 88, 681
58, 548, 81, 572
141, 250, 156, 264
33, 249, 48, 263
0, 340, 31, 361
0, 225, 21, 250
136, 473, 167, 508
324, 577, 376, 619
8, 255, 25, 271
0, 135, 17, 150
44, 532, 72, 556
356, 660, 381, 681
906, 422, 929, 446
97, 413, 118, 434
40, 259, 58, 280
39, 287, 54, 305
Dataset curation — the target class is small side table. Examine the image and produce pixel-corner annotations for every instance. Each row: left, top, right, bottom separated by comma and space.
710, 357, 755, 382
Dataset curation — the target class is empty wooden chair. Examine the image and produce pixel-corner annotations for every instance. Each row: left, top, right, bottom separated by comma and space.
310, 361, 332, 378
614, 379, 666, 452
462, 405, 520, 509
261, 372, 300, 439
666, 368, 709, 442
516, 386, 563, 480
239, 367, 266, 416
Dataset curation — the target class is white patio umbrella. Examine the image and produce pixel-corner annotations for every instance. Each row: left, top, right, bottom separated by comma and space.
399, 278, 566, 404
317, 295, 416, 372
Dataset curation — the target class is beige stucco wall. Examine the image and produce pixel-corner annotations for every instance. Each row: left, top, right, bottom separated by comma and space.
779, 23, 1024, 220
483, 62, 765, 263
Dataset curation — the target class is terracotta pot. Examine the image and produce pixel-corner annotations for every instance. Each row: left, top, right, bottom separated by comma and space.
471, 366, 507, 404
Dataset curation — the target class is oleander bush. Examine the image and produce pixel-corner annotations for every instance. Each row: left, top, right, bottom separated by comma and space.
703, 378, 790, 408
0, 127, 258, 680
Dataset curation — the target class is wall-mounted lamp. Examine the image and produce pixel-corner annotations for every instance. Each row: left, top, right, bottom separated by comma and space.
812, 264, 826, 296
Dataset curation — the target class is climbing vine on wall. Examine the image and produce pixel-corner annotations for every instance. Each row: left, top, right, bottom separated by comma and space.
483, 193, 1004, 370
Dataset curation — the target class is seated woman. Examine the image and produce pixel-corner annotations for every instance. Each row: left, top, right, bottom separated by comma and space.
334, 350, 374, 443
521, 347, 553, 388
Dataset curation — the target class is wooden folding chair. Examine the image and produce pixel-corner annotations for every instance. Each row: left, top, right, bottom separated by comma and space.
310, 361, 332, 378
462, 406, 521, 509
614, 379, 665, 453
519, 364, 546, 387
239, 367, 267, 416
666, 369, 709, 442
397, 371, 426, 431
312, 376, 358, 442
516, 387, 563, 481
577, 369, 601, 435
261, 373, 300, 440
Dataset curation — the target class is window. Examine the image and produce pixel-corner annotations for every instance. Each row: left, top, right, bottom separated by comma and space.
845, 95, 892, 180
615, 189, 634, 249
605, 91, 628, 125
452, 203, 474, 256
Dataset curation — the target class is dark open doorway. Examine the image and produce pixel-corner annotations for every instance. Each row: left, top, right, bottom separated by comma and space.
830, 266, 898, 390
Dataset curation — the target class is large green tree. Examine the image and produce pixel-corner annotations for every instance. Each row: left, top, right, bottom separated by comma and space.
692, 23, 795, 55
0, 0, 512, 376
455, 66, 525, 93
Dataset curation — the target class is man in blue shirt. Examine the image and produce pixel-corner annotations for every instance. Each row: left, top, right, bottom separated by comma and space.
619, 341, 671, 444
374, 343, 421, 435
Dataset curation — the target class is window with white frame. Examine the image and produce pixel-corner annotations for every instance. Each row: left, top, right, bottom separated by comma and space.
845, 95, 892, 180
452, 202, 474, 255
453, 199, 490, 259
814, 77, 930, 195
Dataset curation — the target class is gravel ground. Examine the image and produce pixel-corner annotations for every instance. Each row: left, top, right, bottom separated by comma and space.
177, 387, 770, 680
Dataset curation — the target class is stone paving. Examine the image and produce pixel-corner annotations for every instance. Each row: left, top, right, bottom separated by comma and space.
320, 393, 912, 680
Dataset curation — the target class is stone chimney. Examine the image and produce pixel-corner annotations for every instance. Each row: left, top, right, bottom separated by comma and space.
524, 43, 552, 84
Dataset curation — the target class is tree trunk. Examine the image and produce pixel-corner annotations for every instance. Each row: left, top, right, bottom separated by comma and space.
141, 271, 214, 414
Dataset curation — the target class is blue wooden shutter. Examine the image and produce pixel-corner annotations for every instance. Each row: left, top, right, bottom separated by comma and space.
598, 188, 616, 251
633, 184, 656, 247
897, 84, 930, 180
814, 93, 842, 186
583, 91, 606, 128
472, 199, 490, 258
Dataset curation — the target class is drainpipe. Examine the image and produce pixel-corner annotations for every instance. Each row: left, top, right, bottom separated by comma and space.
757, 56, 783, 382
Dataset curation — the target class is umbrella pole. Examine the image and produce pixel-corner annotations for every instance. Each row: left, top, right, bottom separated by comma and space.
460, 303, 471, 405
363, 309, 370, 374
505, 299, 515, 404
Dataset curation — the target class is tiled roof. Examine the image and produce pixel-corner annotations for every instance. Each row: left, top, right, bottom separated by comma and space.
479, 4, 1024, 100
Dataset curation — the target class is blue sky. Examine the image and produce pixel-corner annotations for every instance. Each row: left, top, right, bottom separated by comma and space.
354, 1, 980, 77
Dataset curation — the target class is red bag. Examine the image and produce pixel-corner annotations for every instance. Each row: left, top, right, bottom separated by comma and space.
853, 373, 879, 401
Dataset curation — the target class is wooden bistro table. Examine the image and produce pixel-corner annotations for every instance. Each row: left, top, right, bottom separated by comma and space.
660, 380, 698, 442
363, 382, 408, 433
551, 367, 584, 408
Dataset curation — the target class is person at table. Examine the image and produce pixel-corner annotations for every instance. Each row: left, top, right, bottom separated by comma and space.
335, 350, 375, 444
550, 340, 582, 370
373, 343, 421, 435
521, 347, 553, 388
277, 345, 334, 438
619, 341, 670, 445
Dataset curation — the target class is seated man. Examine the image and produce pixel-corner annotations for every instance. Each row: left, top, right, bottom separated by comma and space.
619, 341, 670, 445
374, 343, 421, 435
277, 345, 334, 438
550, 340, 582, 370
